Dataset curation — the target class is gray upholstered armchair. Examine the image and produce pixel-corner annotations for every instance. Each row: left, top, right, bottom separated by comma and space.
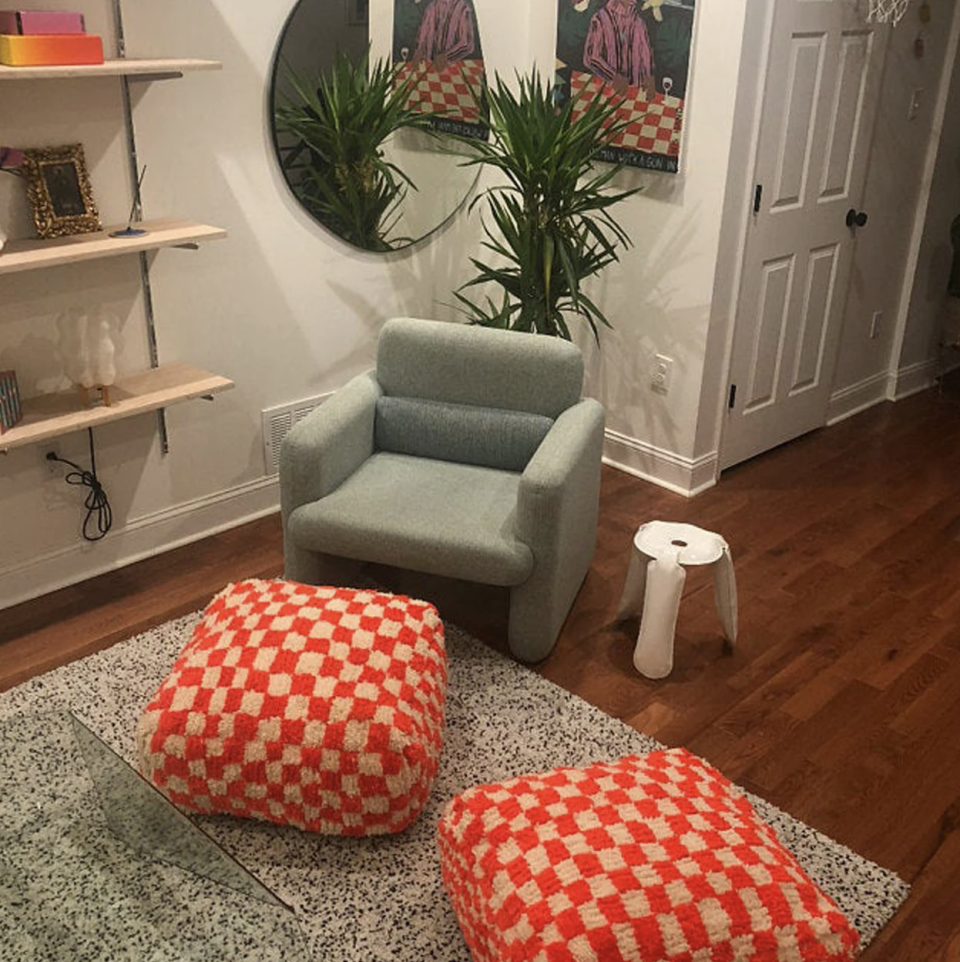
279, 317, 604, 662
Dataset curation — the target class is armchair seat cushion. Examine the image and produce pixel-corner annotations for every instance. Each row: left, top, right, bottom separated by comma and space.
287, 452, 534, 586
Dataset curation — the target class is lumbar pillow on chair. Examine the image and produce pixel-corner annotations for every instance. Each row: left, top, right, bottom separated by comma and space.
437, 748, 859, 961
137, 579, 446, 836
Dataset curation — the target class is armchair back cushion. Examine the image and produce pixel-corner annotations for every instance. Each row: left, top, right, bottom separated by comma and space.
377, 317, 583, 417
375, 396, 553, 472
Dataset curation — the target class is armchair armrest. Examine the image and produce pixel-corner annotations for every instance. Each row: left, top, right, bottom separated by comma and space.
279, 370, 382, 522
511, 398, 605, 660
519, 399, 605, 508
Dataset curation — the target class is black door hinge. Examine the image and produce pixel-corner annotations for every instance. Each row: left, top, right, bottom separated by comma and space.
728, 383, 737, 409
753, 184, 763, 214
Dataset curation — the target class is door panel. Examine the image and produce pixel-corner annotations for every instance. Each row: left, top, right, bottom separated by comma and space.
746, 257, 793, 411
721, 0, 885, 470
774, 36, 825, 209
792, 244, 839, 392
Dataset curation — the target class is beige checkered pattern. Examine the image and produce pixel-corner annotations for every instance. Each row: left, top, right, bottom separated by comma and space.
438, 749, 859, 961
137, 580, 446, 836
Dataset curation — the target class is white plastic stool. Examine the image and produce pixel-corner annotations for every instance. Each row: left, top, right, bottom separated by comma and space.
616, 521, 737, 679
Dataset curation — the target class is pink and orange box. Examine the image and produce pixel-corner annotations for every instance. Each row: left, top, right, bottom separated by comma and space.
0, 10, 103, 66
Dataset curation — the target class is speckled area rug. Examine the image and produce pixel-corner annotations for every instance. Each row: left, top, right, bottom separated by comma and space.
0, 614, 909, 961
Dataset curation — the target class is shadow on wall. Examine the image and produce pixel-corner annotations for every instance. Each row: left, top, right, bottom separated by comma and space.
122, 0, 486, 499
576, 200, 708, 458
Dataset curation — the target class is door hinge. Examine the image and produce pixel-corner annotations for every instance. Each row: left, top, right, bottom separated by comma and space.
753, 184, 763, 214
728, 383, 737, 409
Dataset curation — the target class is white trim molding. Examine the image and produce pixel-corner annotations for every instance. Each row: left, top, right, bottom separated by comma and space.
826, 371, 890, 425
0, 476, 280, 612
603, 429, 718, 497
889, 357, 938, 400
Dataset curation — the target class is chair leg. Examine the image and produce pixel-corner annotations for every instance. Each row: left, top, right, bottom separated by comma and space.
616, 544, 649, 621
713, 546, 738, 646
633, 555, 686, 679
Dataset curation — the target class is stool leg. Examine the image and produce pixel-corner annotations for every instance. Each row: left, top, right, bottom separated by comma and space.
633, 554, 686, 679
713, 546, 738, 647
616, 543, 651, 621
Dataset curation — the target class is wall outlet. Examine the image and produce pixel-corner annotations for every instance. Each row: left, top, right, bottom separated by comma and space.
40, 444, 61, 474
870, 311, 883, 339
651, 354, 673, 394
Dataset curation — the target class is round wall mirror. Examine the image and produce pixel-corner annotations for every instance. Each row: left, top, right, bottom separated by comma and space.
269, 0, 487, 253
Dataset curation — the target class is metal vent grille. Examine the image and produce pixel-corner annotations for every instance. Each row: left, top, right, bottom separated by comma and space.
261, 393, 331, 475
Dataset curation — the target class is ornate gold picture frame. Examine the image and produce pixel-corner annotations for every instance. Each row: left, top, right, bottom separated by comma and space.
22, 143, 101, 239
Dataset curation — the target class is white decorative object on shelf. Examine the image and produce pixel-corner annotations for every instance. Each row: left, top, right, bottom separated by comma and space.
57, 306, 120, 406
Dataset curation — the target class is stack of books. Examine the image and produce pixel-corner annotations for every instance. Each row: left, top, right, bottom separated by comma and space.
0, 370, 22, 433
0, 9, 103, 66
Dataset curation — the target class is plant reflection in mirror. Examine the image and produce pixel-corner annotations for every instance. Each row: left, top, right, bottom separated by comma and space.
454, 73, 640, 340
274, 50, 434, 251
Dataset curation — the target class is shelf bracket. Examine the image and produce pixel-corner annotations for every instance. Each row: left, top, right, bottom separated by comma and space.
114, 0, 169, 455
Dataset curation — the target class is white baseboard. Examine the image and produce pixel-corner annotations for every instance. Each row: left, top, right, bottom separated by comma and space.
826, 371, 890, 425
827, 357, 940, 426
2, 433, 719, 611
0, 476, 281, 612
891, 357, 938, 400
603, 429, 718, 497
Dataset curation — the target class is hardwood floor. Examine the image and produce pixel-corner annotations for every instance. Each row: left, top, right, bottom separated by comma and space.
4, 388, 960, 959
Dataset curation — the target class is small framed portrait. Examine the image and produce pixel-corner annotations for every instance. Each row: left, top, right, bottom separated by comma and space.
22, 143, 101, 240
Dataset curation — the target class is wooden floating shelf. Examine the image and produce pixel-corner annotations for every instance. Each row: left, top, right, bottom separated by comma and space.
0, 58, 221, 81
0, 363, 234, 453
0, 219, 227, 275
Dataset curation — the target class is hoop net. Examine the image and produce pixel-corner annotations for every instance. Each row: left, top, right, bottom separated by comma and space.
867, 0, 910, 24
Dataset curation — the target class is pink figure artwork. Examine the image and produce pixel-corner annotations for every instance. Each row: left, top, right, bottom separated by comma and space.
583, 0, 655, 97
414, 0, 476, 71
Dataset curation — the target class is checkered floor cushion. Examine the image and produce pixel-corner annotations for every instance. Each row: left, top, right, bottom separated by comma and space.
437, 749, 859, 962
136, 579, 446, 836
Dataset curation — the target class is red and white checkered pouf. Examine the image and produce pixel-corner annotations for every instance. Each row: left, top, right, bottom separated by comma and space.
136, 579, 446, 836
438, 749, 859, 962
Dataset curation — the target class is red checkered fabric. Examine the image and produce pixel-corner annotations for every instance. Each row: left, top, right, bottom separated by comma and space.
438, 749, 859, 961
571, 70, 683, 158
136, 579, 446, 836
396, 58, 485, 123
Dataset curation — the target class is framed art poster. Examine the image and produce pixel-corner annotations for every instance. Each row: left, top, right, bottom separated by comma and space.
555, 0, 696, 173
392, 0, 488, 139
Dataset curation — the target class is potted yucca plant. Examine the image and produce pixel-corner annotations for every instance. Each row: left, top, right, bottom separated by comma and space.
455, 72, 639, 340
274, 50, 431, 252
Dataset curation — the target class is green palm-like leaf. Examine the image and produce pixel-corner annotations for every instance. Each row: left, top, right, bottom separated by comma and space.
455, 72, 640, 339
275, 50, 434, 251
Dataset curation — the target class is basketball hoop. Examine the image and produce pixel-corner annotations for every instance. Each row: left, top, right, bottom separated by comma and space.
867, 0, 910, 25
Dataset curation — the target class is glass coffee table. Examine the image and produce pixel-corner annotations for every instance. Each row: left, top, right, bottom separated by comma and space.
0, 712, 308, 961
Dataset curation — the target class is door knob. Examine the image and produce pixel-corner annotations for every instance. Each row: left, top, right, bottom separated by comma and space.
846, 208, 868, 228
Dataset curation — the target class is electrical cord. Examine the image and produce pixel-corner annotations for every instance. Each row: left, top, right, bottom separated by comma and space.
46, 428, 113, 541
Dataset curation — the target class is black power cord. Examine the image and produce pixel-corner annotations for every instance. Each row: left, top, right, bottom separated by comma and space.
46, 428, 113, 541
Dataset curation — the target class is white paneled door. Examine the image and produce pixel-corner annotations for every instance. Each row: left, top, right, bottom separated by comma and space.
720, 0, 886, 470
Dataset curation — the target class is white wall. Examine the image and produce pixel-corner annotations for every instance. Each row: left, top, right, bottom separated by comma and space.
830, 1, 960, 418
0, 0, 751, 607
896, 7, 960, 379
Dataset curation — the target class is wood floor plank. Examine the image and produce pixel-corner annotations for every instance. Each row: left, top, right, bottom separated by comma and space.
3, 389, 960, 957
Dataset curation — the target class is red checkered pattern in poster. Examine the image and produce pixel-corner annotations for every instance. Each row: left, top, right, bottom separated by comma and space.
396, 58, 485, 127
438, 749, 859, 961
556, 0, 696, 173
137, 579, 447, 836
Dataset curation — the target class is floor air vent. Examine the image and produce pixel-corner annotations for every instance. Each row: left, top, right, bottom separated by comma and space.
261, 393, 331, 475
